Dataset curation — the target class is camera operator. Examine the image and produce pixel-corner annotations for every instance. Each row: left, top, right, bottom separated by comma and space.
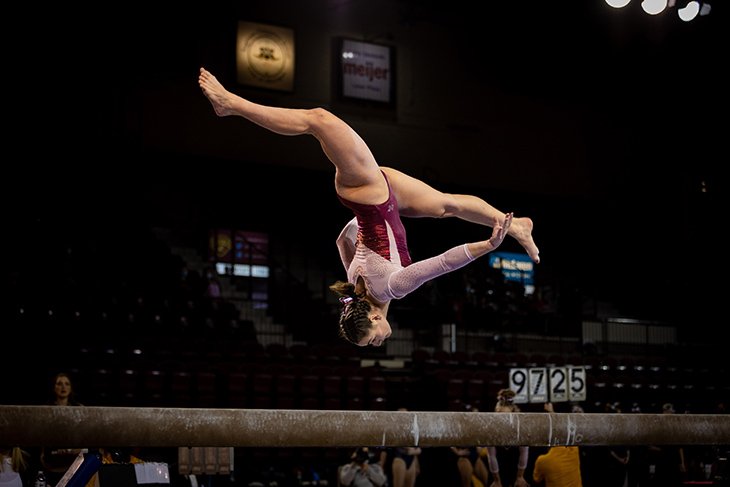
340, 447, 388, 487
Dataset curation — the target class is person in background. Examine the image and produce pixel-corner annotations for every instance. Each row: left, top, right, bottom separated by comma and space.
532, 446, 582, 487
340, 447, 388, 487
451, 445, 489, 487
532, 402, 582, 487
451, 406, 489, 487
48, 373, 82, 407
0, 447, 29, 487
389, 408, 421, 487
204, 267, 222, 299
41, 373, 86, 486
647, 403, 686, 487
391, 445, 421, 487
487, 389, 530, 487
602, 402, 630, 487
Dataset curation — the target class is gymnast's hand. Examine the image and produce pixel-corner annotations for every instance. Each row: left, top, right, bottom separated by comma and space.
465, 213, 514, 259
487, 213, 512, 249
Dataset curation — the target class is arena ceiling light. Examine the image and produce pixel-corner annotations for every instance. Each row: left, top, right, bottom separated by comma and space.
677, 1, 712, 21
604, 0, 712, 21
606, 0, 631, 7
642, 0, 668, 15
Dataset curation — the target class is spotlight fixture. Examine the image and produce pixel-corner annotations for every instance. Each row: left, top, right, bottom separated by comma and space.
676, 0, 712, 20
641, 0, 668, 15
604, 0, 711, 20
677, 1, 700, 21
606, 0, 631, 7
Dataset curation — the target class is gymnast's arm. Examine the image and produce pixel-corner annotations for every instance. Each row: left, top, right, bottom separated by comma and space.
387, 244, 475, 299
336, 217, 359, 271
386, 217, 509, 299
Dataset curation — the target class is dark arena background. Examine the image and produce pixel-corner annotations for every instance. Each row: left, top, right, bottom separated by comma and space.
4, 1, 727, 486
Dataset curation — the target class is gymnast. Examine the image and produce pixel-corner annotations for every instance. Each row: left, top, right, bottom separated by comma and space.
199, 67, 539, 347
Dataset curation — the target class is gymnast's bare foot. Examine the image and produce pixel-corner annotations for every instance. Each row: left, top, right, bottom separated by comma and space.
511, 217, 540, 264
198, 68, 236, 117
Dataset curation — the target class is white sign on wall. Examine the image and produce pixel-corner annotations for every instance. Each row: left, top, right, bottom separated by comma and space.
340, 39, 392, 103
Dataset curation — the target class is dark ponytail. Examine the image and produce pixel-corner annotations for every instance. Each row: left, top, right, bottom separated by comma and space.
329, 280, 372, 344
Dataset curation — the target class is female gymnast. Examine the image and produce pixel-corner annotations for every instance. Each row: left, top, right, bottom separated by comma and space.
199, 68, 539, 347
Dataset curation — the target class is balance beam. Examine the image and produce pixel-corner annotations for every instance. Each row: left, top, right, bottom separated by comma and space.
1, 406, 728, 447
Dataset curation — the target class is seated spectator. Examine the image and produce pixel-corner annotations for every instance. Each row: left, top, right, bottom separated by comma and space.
340, 447, 388, 487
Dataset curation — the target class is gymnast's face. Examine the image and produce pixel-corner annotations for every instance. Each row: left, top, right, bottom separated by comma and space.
357, 312, 391, 347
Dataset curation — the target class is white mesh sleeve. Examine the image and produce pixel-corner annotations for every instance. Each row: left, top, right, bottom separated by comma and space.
336, 217, 359, 272
387, 244, 475, 299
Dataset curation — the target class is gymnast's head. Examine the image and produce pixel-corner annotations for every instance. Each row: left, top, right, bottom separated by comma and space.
329, 280, 392, 347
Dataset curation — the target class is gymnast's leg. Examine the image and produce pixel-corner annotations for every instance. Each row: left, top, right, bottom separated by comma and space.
198, 67, 383, 193
382, 166, 540, 263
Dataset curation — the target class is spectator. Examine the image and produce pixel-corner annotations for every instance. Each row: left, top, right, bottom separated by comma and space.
647, 403, 686, 487
391, 445, 421, 487
487, 389, 530, 487
390, 410, 421, 487
532, 446, 582, 487
532, 402, 582, 487
340, 447, 388, 487
41, 373, 86, 486
48, 372, 82, 407
451, 446, 489, 487
204, 267, 221, 299
0, 447, 29, 487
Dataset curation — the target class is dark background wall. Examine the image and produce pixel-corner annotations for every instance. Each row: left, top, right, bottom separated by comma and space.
8, 0, 724, 332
